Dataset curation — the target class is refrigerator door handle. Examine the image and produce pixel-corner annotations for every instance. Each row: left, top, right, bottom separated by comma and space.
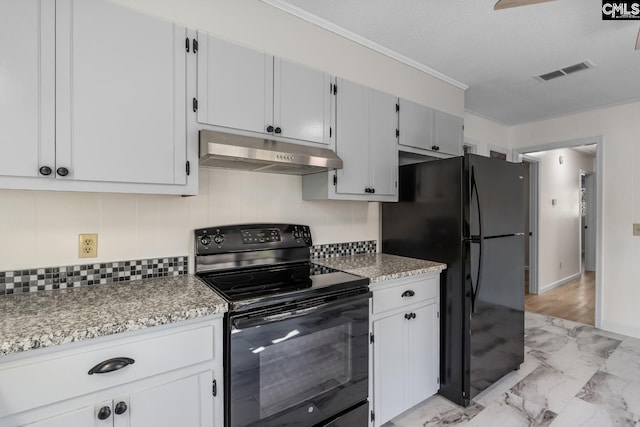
470, 166, 484, 314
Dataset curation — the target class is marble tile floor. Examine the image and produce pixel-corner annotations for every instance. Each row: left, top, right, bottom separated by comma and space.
382, 311, 640, 427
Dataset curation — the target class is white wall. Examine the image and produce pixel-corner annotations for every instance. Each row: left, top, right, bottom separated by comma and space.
0, 169, 378, 271
527, 148, 594, 291
509, 100, 640, 337
0, 0, 466, 273
463, 111, 510, 157
112, 0, 465, 116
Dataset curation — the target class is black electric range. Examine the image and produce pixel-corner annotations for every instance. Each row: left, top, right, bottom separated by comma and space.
194, 223, 371, 427
194, 223, 369, 313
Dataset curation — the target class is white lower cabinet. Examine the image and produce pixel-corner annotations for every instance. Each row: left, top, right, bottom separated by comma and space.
22, 407, 95, 427
370, 274, 440, 426
1, 317, 224, 427
23, 371, 212, 427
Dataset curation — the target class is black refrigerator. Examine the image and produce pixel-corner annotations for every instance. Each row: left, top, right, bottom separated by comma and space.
382, 154, 525, 407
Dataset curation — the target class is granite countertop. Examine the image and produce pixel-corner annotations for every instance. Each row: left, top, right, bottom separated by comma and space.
313, 253, 446, 284
0, 275, 227, 357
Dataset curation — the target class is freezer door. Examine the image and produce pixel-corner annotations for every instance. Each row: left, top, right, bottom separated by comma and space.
468, 234, 524, 399
382, 158, 463, 263
466, 154, 525, 238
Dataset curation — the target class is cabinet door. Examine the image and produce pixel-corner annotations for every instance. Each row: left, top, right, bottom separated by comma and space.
434, 110, 463, 155
368, 90, 398, 198
127, 371, 213, 427
273, 59, 331, 144
197, 33, 273, 135
372, 313, 405, 427
406, 303, 439, 409
21, 406, 98, 427
56, 0, 187, 185
0, 0, 55, 179
335, 79, 368, 196
398, 98, 434, 151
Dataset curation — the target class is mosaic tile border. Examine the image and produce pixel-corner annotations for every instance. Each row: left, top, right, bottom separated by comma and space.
0, 256, 188, 296
310, 240, 377, 259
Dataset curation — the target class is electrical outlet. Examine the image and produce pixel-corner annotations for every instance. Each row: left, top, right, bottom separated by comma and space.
634, 224, 640, 236
79, 233, 98, 258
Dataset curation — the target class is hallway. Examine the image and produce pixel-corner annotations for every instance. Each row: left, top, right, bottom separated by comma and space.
525, 270, 595, 326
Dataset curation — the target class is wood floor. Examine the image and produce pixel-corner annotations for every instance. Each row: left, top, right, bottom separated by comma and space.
525, 270, 595, 326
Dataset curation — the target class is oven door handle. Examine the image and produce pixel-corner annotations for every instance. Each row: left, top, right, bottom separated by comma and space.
232, 292, 372, 329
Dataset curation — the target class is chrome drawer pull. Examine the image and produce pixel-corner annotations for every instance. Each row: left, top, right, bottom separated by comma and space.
88, 357, 135, 375
401, 290, 415, 298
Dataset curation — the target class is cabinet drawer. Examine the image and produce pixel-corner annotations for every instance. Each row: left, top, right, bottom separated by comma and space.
0, 322, 215, 418
372, 276, 438, 314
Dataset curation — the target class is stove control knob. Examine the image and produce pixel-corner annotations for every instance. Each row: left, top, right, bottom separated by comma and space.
292, 230, 300, 239
200, 235, 211, 246
213, 234, 224, 245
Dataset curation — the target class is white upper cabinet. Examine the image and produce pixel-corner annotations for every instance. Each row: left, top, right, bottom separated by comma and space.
369, 89, 399, 197
0, 0, 195, 194
0, 0, 55, 179
334, 79, 397, 200
434, 110, 464, 156
302, 79, 398, 202
197, 35, 272, 134
56, 0, 186, 185
273, 59, 331, 144
398, 98, 435, 152
398, 98, 463, 156
334, 79, 369, 196
196, 33, 331, 145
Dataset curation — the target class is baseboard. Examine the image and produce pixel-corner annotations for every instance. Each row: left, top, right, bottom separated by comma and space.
600, 320, 640, 340
539, 272, 582, 294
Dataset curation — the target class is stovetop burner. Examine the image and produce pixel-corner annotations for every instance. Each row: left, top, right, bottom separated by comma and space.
194, 224, 369, 313
197, 262, 341, 302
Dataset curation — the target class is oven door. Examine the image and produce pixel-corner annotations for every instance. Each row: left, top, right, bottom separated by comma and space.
227, 292, 371, 427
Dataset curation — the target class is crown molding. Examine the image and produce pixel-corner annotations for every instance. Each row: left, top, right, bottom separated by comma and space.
261, 0, 468, 90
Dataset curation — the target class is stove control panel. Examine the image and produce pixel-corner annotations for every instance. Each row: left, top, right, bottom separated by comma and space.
198, 229, 225, 250
241, 228, 281, 244
194, 224, 313, 256
291, 225, 311, 243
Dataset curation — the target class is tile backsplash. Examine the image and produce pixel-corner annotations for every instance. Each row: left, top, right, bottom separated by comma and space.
0, 239, 377, 296
0, 256, 188, 296
311, 240, 377, 259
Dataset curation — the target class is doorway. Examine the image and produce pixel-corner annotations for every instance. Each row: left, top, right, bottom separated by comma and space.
515, 138, 601, 327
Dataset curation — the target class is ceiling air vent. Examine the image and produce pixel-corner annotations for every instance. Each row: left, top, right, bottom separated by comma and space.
535, 61, 594, 82
538, 70, 565, 81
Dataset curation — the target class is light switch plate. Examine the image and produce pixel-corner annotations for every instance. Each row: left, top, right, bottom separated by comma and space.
634, 224, 640, 236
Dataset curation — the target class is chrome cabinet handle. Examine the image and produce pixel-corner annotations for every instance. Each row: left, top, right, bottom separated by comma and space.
88, 357, 135, 375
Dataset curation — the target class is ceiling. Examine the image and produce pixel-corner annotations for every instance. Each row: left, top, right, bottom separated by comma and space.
264, 0, 640, 125
571, 144, 597, 157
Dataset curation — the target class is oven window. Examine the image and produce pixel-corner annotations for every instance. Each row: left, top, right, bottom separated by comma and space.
259, 324, 351, 417
229, 297, 369, 427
